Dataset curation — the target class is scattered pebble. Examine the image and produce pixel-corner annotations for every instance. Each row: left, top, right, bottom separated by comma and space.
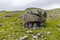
26, 30, 33, 34
37, 32, 42, 37
20, 37, 25, 40
44, 31, 51, 35
24, 35, 28, 39
33, 35, 38, 40
20, 35, 28, 40
47, 31, 51, 35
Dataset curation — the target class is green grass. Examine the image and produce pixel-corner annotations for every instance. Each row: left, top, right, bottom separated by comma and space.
0, 10, 60, 40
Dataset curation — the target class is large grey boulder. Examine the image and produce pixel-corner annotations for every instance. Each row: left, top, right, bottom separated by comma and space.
20, 8, 47, 28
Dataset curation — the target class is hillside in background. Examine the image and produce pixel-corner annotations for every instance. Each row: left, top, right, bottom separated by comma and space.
0, 8, 60, 40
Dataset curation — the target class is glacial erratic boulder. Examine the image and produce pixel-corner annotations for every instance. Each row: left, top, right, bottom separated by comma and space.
20, 8, 47, 28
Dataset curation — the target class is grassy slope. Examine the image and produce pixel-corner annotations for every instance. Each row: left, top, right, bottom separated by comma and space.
0, 9, 60, 40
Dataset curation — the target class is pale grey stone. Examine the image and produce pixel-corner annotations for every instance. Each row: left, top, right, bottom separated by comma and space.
20, 37, 25, 40
47, 31, 51, 35
37, 32, 42, 37
20, 35, 28, 40
33, 35, 38, 40
26, 30, 33, 34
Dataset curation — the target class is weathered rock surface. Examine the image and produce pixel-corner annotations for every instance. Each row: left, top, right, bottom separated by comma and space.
20, 8, 47, 28
19, 35, 28, 40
